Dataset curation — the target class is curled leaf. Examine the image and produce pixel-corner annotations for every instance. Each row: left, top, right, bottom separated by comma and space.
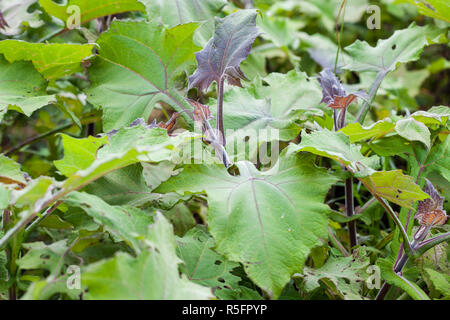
0, 11, 9, 29
317, 69, 367, 109
416, 179, 448, 227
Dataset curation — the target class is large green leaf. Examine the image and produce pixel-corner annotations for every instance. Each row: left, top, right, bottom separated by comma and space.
39, 0, 145, 26
287, 129, 380, 177
86, 20, 200, 131
214, 70, 323, 142
82, 213, 213, 299
0, 56, 55, 118
0, 41, 94, 80
141, 0, 226, 45
156, 154, 338, 298
344, 24, 444, 74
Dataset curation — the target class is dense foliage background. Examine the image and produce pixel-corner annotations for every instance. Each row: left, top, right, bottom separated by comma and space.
0, 0, 449, 300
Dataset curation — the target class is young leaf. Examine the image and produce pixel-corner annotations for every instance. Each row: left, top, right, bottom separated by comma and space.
415, 179, 447, 227
156, 154, 338, 298
189, 9, 258, 91
86, 20, 200, 131
317, 69, 366, 109
0, 41, 94, 80
82, 213, 213, 299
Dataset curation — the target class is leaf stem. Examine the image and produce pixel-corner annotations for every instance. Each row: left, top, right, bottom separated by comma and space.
345, 177, 357, 248
3, 122, 73, 156
356, 70, 387, 124
216, 77, 226, 146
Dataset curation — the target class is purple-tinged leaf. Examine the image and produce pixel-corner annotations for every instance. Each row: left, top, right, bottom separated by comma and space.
317, 69, 367, 109
188, 10, 258, 91
416, 179, 448, 227
0, 11, 9, 29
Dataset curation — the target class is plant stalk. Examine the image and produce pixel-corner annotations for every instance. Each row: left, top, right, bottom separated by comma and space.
216, 77, 226, 146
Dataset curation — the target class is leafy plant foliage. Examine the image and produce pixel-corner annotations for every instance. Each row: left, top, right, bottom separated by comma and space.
0, 0, 449, 301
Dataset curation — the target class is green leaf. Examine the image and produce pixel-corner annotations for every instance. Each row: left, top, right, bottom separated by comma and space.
339, 120, 395, 143
423, 135, 449, 181
344, 24, 445, 74
61, 126, 195, 192
395, 118, 431, 149
17, 240, 82, 300
156, 154, 338, 298
82, 213, 213, 299
378, 257, 430, 300
86, 20, 200, 131
0, 0, 43, 36
404, 0, 450, 22
0, 56, 56, 118
360, 170, 429, 208
287, 129, 380, 177
412, 106, 450, 126
141, 0, 226, 45
39, 0, 145, 26
423, 268, 450, 298
54, 134, 108, 177
64, 192, 154, 253
0, 41, 94, 80
11, 176, 55, 209
210, 70, 322, 146
176, 226, 241, 293
0, 155, 26, 188
300, 248, 370, 300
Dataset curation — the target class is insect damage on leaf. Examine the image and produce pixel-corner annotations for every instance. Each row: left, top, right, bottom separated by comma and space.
416, 179, 448, 227
188, 9, 259, 91
317, 69, 367, 109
